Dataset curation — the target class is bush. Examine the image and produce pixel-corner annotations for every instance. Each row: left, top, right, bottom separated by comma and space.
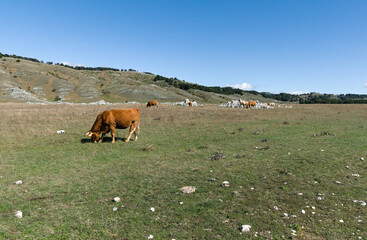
54, 96, 62, 101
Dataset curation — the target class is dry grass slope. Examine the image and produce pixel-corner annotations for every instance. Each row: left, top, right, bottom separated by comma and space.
0, 57, 266, 104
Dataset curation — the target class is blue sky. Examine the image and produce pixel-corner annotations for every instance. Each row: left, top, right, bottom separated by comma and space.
1, 0, 367, 94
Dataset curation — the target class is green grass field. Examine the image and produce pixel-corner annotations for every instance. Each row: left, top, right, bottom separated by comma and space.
1, 103, 367, 239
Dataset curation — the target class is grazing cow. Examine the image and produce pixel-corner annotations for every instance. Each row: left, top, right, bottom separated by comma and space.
240, 100, 249, 108
269, 102, 276, 107
147, 100, 158, 107
247, 101, 257, 108
86, 109, 140, 143
189, 101, 193, 107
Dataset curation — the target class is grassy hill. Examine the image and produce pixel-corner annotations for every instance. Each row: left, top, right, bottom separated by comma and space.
0, 55, 271, 104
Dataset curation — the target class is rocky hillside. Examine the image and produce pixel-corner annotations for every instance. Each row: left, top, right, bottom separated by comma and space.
0, 55, 270, 104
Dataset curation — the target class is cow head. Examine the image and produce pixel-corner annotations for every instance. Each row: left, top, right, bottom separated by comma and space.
85, 131, 100, 143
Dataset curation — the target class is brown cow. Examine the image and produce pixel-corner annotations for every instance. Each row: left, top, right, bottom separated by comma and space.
269, 102, 276, 107
189, 101, 193, 107
247, 101, 256, 108
146, 101, 158, 107
86, 109, 140, 143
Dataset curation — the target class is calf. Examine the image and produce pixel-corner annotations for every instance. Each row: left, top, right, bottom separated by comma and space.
86, 109, 140, 143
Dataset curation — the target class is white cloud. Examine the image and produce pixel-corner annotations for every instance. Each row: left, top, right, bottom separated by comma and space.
226, 82, 254, 90
291, 91, 310, 95
364, 82, 367, 87
60, 61, 73, 67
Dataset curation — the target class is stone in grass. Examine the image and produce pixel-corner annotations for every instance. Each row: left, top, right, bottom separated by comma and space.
180, 186, 196, 194
112, 197, 121, 202
15, 210, 23, 218
360, 157, 364, 161
209, 151, 226, 160
14, 180, 22, 185
147, 234, 154, 239
241, 224, 251, 232
221, 181, 230, 187
113, 207, 118, 211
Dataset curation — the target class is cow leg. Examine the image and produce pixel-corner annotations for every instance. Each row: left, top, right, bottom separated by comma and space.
98, 133, 106, 143
110, 126, 116, 143
134, 122, 140, 141
125, 121, 138, 142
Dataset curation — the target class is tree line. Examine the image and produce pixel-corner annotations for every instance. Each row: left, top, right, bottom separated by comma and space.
0, 52, 138, 72
0, 52, 41, 63
153, 75, 300, 101
153, 75, 367, 103
298, 93, 367, 104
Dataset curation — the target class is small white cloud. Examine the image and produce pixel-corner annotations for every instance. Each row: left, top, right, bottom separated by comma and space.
291, 91, 309, 95
60, 62, 73, 67
364, 82, 367, 87
225, 82, 254, 90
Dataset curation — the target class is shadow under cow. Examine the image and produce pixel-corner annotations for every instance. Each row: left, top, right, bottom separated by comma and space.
80, 137, 127, 144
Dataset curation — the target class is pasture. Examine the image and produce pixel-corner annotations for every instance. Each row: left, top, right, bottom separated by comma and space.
1, 103, 366, 239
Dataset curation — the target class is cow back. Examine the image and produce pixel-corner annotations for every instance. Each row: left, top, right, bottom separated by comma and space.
105, 109, 140, 129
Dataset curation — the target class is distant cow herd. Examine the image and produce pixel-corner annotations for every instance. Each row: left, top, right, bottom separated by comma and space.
239, 100, 275, 109
86, 99, 276, 143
